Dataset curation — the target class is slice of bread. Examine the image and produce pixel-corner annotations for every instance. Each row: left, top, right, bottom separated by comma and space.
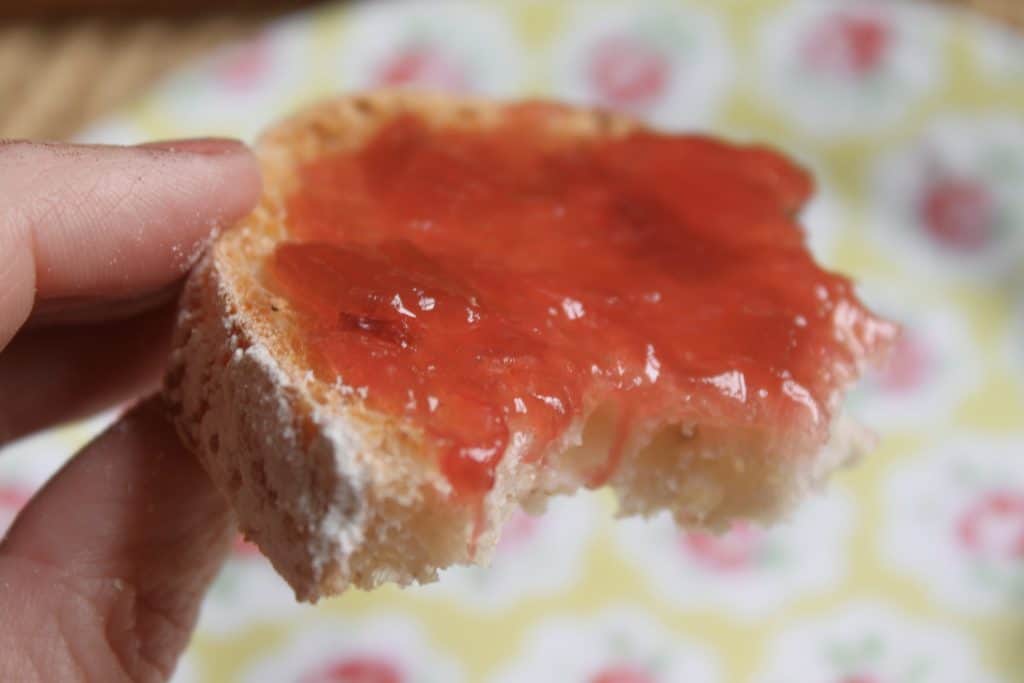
165, 91, 892, 602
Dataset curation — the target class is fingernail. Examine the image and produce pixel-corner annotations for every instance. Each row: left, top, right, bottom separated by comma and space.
137, 137, 248, 156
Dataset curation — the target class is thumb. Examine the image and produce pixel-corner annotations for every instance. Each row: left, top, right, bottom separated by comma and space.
0, 398, 232, 683
0, 138, 261, 348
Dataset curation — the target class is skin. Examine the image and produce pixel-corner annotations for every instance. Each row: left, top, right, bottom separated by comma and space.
0, 138, 262, 681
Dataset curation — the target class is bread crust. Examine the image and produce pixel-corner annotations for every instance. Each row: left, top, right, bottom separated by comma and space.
165, 91, 874, 602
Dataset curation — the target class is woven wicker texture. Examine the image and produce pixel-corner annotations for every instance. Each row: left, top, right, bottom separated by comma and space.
0, 17, 262, 140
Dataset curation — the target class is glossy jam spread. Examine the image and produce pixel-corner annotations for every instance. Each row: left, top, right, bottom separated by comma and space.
268, 108, 892, 501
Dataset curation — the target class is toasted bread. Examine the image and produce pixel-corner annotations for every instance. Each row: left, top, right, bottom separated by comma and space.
165, 91, 891, 602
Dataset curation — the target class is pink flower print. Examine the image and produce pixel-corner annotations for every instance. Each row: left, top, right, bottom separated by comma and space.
299, 655, 403, 683
874, 330, 932, 394
587, 34, 671, 109
375, 45, 469, 92
217, 36, 272, 91
589, 664, 656, 683
680, 521, 766, 571
495, 509, 540, 556
956, 491, 1024, 562
803, 12, 891, 78
918, 176, 996, 251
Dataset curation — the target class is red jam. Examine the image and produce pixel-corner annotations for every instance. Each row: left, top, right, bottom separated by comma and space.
268, 107, 892, 502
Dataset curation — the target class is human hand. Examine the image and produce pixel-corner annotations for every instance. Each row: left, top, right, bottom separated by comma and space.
0, 138, 261, 681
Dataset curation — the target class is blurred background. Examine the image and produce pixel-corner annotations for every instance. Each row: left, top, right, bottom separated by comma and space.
1, 1, 1023, 682
0, 0, 1021, 140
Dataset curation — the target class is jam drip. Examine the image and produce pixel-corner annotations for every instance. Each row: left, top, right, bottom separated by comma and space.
268, 109, 892, 505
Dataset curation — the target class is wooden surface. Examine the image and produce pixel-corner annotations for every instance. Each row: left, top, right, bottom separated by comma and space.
0, 1, 1020, 142
0, 1, 316, 19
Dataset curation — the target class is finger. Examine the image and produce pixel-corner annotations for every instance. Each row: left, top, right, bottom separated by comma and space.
0, 299, 176, 447
0, 138, 261, 349
0, 397, 232, 683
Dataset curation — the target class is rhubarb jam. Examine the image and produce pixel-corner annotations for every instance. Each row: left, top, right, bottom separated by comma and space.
268, 107, 892, 501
